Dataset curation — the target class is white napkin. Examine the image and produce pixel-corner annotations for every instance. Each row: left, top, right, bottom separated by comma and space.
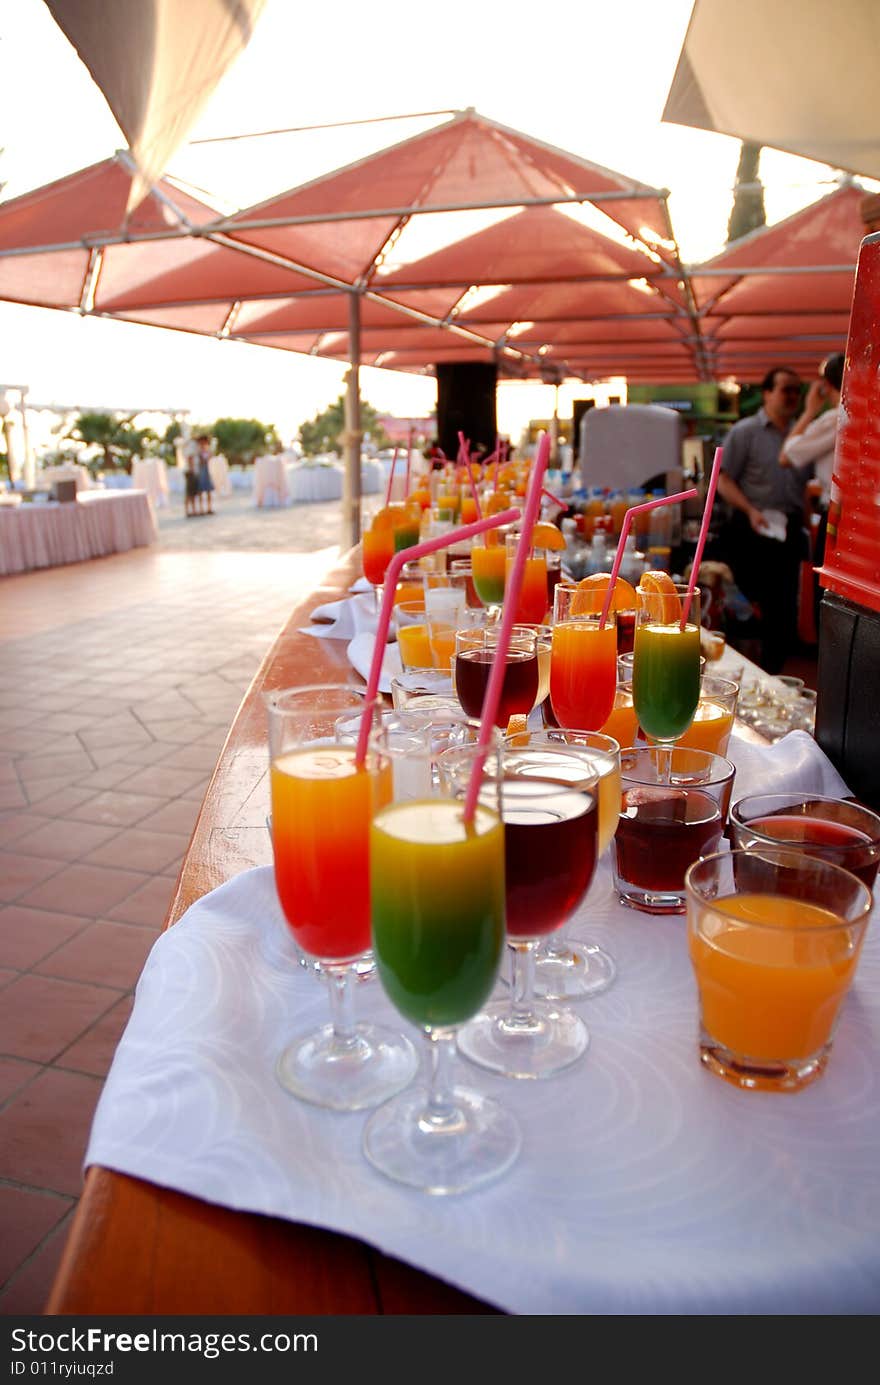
301, 593, 378, 641
727, 729, 850, 801
348, 577, 373, 594
346, 632, 403, 694
85, 735, 880, 1315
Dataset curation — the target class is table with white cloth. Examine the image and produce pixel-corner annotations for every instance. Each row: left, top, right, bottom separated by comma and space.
208, 454, 231, 497
0, 491, 157, 576
287, 463, 343, 502
130, 457, 169, 509
252, 454, 290, 508
46, 543, 880, 1317
36, 463, 92, 493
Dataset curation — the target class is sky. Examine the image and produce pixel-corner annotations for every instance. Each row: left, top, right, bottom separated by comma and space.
0, 0, 861, 451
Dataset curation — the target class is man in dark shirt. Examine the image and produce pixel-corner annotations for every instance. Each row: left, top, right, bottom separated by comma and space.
717, 367, 809, 673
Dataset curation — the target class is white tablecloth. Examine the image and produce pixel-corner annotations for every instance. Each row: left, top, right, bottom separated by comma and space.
36, 464, 92, 493
84, 733, 880, 1315
130, 458, 169, 509
288, 464, 343, 502
252, 455, 290, 508
0, 492, 157, 576
208, 454, 232, 497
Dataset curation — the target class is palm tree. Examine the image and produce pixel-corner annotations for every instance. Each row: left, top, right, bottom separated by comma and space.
727, 141, 766, 244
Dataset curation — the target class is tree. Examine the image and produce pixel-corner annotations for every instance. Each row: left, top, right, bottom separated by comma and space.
298, 395, 390, 457
727, 141, 766, 244
210, 418, 279, 466
67, 411, 128, 470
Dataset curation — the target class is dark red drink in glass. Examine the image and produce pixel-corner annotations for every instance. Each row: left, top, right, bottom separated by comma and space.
455, 648, 538, 727
616, 609, 636, 656
502, 785, 598, 938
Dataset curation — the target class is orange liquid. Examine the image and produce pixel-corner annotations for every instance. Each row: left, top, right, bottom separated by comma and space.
690, 893, 860, 1060
271, 746, 391, 960
397, 623, 433, 669
472, 543, 507, 605
362, 529, 394, 586
676, 699, 734, 755
429, 625, 456, 671
550, 622, 618, 731
461, 496, 479, 525
600, 687, 639, 748
410, 486, 432, 510
506, 553, 549, 624
393, 582, 424, 608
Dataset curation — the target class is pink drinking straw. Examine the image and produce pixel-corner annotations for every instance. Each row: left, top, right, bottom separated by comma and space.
680, 446, 723, 630
598, 488, 698, 628
354, 507, 521, 766
462, 433, 551, 822
383, 447, 399, 506
541, 486, 562, 507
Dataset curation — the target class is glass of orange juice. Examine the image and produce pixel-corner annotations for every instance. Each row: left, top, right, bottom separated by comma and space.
673, 675, 739, 756
686, 848, 871, 1092
393, 602, 433, 671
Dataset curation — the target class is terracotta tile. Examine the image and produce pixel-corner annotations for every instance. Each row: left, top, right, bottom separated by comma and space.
19, 862, 150, 917
0, 905, 88, 969
24, 774, 96, 808
0, 973, 119, 1063
132, 691, 199, 723
5, 729, 63, 756
106, 876, 176, 928
0, 967, 18, 988
145, 741, 218, 773
85, 743, 137, 768
24, 785, 97, 818
0, 1186, 72, 1285
108, 741, 173, 768
17, 752, 96, 786
135, 798, 201, 836
71, 762, 142, 792
179, 777, 211, 802
0, 781, 27, 811
159, 855, 184, 880
0, 1055, 42, 1105
36, 922, 158, 989
150, 719, 202, 745
83, 828, 184, 873
40, 712, 100, 734
0, 852, 63, 903
66, 789, 168, 828
0, 758, 20, 782
0, 813, 51, 848
56, 995, 134, 1077
0, 1209, 76, 1312
78, 716, 152, 749
115, 765, 208, 799
15, 819, 120, 862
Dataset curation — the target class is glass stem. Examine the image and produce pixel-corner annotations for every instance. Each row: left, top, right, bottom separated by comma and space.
658, 742, 674, 783
423, 1028, 460, 1129
509, 941, 538, 1025
325, 965, 359, 1053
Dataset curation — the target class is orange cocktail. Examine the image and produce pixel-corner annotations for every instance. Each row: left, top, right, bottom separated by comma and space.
362, 527, 394, 587
600, 683, 639, 749
472, 538, 507, 608
664, 675, 738, 755
686, 849, 871, 1091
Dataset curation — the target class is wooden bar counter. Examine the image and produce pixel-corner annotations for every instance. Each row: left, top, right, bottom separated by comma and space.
47, 547, 491, 1315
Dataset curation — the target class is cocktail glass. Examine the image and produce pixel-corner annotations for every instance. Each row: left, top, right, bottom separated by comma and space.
632, 580, 701, 777
686, 847, 871, 1092
443, 743, 599, 1078
549, 584, 617, 731
471, 533, 508, 614
729, 792, 880, 889
504, 532, 549, 625
364, 734, 520, 1193
511, 730, 621, 1001
392, 601, 433, 671
613, 746, 735, 914
265, 685, 417, 1109
454, 626, 538, 726
673, 675, 739, 756
362, 526, 395, 609
599, 679, 639, 749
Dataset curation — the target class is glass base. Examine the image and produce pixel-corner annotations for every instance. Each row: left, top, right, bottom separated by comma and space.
616, 880, 686, 915
457, 999, 589, 1079
277, 1022, 417, 1111
699, 1029, 829, 1093
302, 953, 376, 983
532, 937, 617, 1001
363, 1083, 521, 1194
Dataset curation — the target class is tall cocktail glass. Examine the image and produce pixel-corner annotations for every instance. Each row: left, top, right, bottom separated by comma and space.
550, 584, 617, 731
632, 580, 701, 771
266, 685, 417, 1109
364, 735, 520, 1193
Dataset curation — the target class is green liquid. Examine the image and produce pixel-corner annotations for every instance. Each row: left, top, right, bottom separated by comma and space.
633, 623, 701, 741
371, 799, 505, 1028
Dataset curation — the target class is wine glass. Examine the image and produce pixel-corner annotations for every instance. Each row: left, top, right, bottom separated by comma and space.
454, 625, 538, 727
363, 732, 520, 1193
508, 729, 621, 1002
442, 743, 600, 1079
265, 685, 417, 1110
361, 526, 395, 610
632, 580, 701, 777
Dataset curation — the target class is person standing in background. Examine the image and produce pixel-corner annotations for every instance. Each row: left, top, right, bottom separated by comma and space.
194, 434, 216, 516
716, 367, 807, 673
780, 351, 845, 628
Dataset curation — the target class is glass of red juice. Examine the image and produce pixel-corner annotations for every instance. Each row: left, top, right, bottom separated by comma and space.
454, 626, 538, 727
613, 746, 736, 914
440, 743, 599, 1079
729, 794, 880, 889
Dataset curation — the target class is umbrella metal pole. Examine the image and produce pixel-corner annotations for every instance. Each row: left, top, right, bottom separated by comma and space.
343, 292, 363, 550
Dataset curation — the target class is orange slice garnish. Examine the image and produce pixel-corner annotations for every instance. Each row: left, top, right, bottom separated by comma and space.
570, 572, 638, 616
530, 521, 567, 552
505, 714, 529, 746
486, 490, 513, 515
638, 570, 682, 624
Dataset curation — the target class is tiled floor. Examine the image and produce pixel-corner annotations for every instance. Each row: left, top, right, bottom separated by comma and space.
0, 496, 349, 1313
